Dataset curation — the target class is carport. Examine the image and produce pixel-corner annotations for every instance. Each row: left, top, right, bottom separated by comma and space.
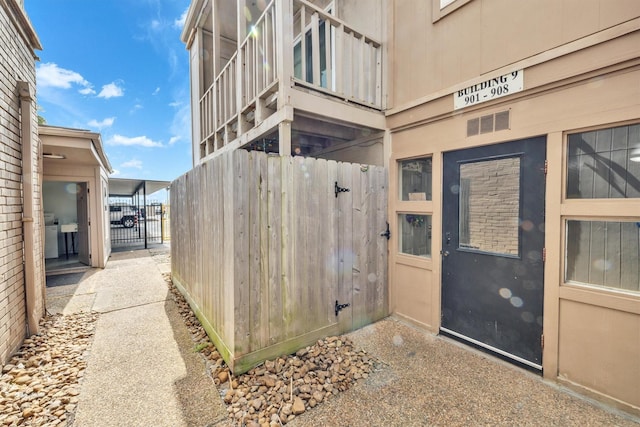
108, 178, 170, 250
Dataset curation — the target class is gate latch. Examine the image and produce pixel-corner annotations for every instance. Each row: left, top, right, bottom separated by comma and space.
380, 222, 391, 240
334, 182, 350, 198
335, 300, 350, 316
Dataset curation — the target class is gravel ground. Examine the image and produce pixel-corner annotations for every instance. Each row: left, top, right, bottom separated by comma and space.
0, 312, 98, 426
288, 318, 640, 427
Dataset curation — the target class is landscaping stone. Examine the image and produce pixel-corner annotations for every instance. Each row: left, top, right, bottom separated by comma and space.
164, 272, 378, 425
0, 312, 98, 427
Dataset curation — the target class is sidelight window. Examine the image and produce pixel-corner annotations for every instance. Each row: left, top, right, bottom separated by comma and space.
565, 220, 640, 293
399, 214, 432, 258
563, 123, 640, 294
399, 157, 432, 201
567, 124, 640, 199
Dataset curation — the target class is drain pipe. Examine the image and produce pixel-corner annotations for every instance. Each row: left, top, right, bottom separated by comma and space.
18, 81, 40, 336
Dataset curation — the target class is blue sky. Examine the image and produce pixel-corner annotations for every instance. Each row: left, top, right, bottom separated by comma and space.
26, 0, 193, 186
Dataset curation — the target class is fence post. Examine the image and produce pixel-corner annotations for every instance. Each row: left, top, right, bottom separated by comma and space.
160, 203, 164, 244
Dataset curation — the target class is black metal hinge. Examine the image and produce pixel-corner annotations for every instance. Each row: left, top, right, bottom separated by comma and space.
380, 222, 391, 240
334, 182, 350, 198
335, 300, 350, 316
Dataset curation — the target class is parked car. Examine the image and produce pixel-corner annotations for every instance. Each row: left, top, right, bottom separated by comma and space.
109, 205, 138, 228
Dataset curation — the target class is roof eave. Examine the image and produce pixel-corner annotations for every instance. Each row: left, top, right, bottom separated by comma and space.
4, 0, 42, 51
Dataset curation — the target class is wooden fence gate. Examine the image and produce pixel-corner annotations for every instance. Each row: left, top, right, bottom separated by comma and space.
171, 150, 388, 373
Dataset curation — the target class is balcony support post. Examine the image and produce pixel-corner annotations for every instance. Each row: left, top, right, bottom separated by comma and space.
278, 120, 292, 156
275, 0, 294, 113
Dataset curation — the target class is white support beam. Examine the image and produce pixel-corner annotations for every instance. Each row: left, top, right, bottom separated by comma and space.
276, 0, 294, 110
278, 120, 292, 156
289, 89, 385, 130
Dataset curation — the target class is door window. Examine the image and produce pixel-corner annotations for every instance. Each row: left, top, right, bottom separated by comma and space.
459, 157, 520, 256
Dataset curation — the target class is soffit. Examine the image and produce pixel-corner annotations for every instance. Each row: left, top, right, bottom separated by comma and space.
108, 178, 170, 197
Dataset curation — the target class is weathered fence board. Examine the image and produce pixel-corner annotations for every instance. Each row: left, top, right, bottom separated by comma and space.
171, 150, 387, 373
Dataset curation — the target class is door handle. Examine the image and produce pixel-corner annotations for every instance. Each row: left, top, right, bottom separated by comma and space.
441, 250, 450, 257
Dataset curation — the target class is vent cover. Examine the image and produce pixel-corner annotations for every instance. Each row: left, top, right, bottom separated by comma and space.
467, 110, 510, 137
480, 114, 494, 134
495, 110, 510, 131
467, 118, 479, 136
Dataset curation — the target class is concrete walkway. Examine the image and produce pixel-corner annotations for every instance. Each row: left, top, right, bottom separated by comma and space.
46, 247, 227, 427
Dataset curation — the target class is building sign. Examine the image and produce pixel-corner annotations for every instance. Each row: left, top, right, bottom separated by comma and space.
454, 70, 524, 110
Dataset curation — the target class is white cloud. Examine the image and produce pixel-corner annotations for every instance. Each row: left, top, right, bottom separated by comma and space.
152, 87, 160, 95
110, 169, 121, 176
169, 136, 181, 145
98, 82, 124, 99
168, 101, 182, 108
151, 19, 161, 30
107, 134, 163, 148
36, 63, 94, 94
174, 8, 188, 29
79, 87, 96, 95
121, 159, 143, 169
88, 117, 115, 129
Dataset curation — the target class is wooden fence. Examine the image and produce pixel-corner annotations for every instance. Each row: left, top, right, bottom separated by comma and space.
171, 150, 388, 373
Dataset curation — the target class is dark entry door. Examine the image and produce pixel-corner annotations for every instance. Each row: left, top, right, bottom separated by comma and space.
441, 137, 546, 369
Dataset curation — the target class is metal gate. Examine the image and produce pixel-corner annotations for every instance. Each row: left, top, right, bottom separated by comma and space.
109, 198, 167, 249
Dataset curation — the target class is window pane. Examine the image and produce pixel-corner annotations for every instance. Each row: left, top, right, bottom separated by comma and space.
294, 43, 302, 80
459, 157, 520, 256
399, 214, 431, 257
567, 124, 640, 199
566, 220, 640, 293
400, 158, 432, 201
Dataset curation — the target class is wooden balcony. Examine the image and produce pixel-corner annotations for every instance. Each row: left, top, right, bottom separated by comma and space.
198, 0, 383, 158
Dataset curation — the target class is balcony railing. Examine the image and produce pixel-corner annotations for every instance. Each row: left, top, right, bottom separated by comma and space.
198, 0, 382, 154
292, 0, 382, 108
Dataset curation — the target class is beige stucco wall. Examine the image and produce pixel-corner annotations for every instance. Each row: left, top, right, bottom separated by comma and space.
389, 0, 640, 109
0, 2, 44, 364
387, 6, 640, 414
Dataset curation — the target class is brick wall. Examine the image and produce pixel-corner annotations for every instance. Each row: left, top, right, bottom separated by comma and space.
0, 2, 45, 365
